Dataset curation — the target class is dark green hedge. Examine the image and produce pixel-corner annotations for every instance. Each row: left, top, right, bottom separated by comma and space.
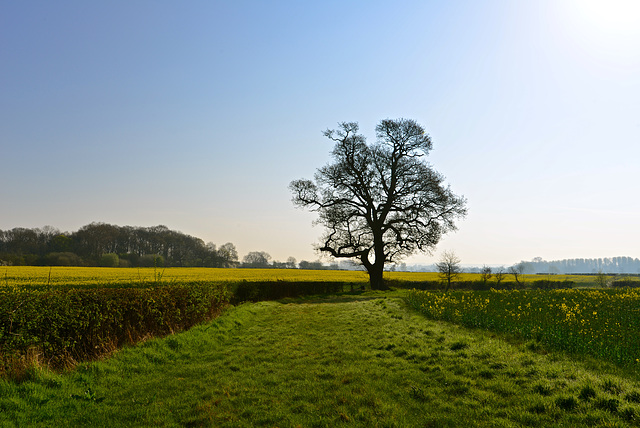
229, 280, 350, 303
0, 282, 229, 374
389, 279, 574, 291
0, 279, 363, 378
611, 278, 640, 288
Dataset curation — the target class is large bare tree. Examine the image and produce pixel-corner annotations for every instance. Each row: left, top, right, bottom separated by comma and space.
290, 119, 467, 289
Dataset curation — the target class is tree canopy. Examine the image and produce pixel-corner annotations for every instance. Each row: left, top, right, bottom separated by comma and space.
290, 118, 467, 289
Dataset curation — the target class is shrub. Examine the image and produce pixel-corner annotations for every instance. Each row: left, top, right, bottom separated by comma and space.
0, 282, 229, 377
392, 280, 575, 291
530, 280, 574, 290
230, 280, 346, 303
98, 253, 119, 267
611, 278, 640, 288
44, 252, 83, 266
139, 254, 165, 268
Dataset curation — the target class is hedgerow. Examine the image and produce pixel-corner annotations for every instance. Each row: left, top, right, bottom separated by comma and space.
0, 282, 229, 378
0, 278, 361, 379
229, 280, 351, 303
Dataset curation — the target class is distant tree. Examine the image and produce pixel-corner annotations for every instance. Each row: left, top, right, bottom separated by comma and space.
286, 256, 297, 269
436, 251, 462, 291
99, 253, 120, 267
494, 267, 505, 284
595, 269, 609, 288
290, 119, 467, 290
299, 260, 325, 270
44, 252, 83, 266
480, 265, 492, 284
242, 251, 272, 268
72, 222, 122, 261
203, 242, 219, 267
218, 243, 239, 268
338, 260, 364, 270
119, 252, 139, 267
508, 262, 527, 285
139, 254, 165, 267
4, 228, 41, 257
49, 234, 72, 253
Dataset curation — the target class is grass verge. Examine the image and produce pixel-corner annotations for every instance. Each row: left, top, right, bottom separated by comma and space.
1, 290, 639, 427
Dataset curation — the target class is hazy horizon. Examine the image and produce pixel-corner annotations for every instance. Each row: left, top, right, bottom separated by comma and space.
2, 1, 639, 267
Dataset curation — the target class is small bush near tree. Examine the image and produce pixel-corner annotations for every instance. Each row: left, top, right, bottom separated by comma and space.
99, 253, 119, 267
139, 254, 164, 267
44, 252, 83, 266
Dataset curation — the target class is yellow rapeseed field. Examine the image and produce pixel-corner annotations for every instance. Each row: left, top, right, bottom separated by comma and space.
407, 287, 640, 365
0, 266, 600, 289
1, 266, 370, 288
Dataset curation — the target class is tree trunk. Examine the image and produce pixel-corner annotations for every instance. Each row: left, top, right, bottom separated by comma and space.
444, 277, 451, 292
367, 232, 389, 290
368, 263, 388, 290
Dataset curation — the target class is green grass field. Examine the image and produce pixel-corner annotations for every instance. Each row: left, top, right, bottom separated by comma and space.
2, 267, 640, 426
2, 290, 640, 427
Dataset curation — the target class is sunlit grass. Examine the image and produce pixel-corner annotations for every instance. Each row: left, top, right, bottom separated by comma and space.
2, 291, 640, 426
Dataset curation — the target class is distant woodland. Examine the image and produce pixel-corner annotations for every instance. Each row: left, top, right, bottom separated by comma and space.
522, 256, 640, 275
2, 223, 638, 273
0, 223, 238, 268
448, 257, 640, 275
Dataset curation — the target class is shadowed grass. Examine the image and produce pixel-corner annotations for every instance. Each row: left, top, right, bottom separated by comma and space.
1, 290, 640, 426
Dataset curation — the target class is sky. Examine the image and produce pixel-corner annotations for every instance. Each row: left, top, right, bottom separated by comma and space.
1, 0, 639, 267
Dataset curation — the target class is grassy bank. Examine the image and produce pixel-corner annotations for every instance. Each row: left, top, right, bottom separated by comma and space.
2, 291, 640, 427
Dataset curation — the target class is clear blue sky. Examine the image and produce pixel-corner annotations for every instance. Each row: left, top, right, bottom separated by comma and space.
2, 0, 639, 266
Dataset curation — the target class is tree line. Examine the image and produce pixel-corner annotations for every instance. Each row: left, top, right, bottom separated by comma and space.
0, 223, 238, 268
239, 251, 357, 270
0, 223, 350, 270
522, 256, 640, 274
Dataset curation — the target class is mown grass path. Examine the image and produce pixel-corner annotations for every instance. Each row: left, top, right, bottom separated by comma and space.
2, 291, 640, 427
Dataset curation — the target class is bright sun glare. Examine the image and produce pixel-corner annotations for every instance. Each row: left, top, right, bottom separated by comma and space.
556, 0, 640, 67
572, 0, 640, 36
